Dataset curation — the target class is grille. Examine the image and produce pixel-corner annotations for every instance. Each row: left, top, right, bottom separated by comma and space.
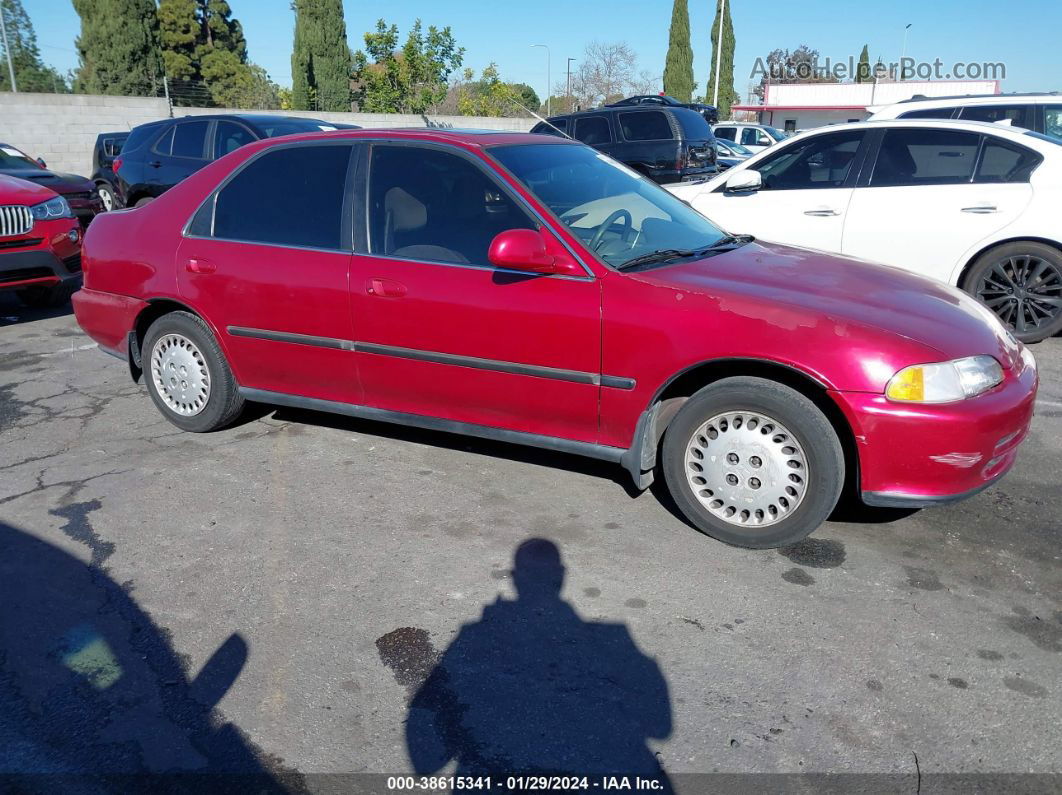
0, 237, 42, 250
63, 254, 82, 273
64, 191, 93, 201
0, 205, 33, 238
0, 267, 52, 285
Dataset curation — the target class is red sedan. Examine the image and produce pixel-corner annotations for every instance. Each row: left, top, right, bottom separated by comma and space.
72, 130, 1037, 548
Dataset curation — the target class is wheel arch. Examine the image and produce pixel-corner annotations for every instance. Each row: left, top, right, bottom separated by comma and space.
955, 236, 1062, 289
128, 297, 212, 382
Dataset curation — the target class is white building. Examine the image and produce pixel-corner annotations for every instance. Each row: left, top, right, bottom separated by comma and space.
732, 79, 1000, 131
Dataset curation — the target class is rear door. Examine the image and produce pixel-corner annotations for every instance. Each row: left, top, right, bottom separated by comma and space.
177, 142, 360, 403
841, 127, 1036, 284
573, 114, 616, 157
152, 119, 211, 194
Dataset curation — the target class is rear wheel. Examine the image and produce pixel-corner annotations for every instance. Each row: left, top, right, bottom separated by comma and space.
133, 196, 154, 208
142, 311, 244, 432
96, 182, 116, 211
962, 242, 1062, 343
662, 377, 845, 549
16, 284, 72, 308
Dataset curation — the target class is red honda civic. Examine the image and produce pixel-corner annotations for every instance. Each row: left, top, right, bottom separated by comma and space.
72, 129, 1037, 548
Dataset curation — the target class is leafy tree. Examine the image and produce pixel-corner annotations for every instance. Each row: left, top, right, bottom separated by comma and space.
72, 0, 163, 96
351, 19, 463, 114
753, 45, 839, 100
856, 44, 871, 83
453, 65, 538, 118
0, 0, 69, 92
508, 83, 540, 113
705, 0, 738, 118
158, 0, 198, 81
291, 0, 353, 111
539, 94, 575, 115
662, 0, 694, 102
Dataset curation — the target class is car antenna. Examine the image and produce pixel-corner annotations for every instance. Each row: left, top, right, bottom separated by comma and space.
505, 89, 573, 139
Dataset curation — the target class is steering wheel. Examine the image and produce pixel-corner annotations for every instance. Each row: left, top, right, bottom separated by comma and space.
589, 209, 633, 251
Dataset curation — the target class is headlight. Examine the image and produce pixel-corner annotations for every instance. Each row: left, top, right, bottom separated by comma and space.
30, 196, 74, 221
886, 355, 1004, 403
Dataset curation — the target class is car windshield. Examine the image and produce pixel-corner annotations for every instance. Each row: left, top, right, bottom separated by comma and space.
725, 140, 753, 155
0, 144, 41, 169
258, 120, 338, 137
764, 127, 788, 142
491, 143, 727, 269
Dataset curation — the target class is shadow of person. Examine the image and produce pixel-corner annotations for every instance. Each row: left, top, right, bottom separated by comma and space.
0, 520, 301, 791
405, 538, 673, 786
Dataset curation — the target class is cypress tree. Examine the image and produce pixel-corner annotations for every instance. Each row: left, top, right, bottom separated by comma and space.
662, 0, 694, 102
291, 0, 352, 111
73, 0, 163, 96
0, 0, 69, 92
856, 44, 871, 83
706, 0, 738, 119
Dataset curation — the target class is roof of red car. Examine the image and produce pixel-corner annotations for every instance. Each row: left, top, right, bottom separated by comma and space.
266, 128, 573, 149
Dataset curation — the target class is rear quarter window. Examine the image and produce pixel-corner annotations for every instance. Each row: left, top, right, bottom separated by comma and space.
124, 123, 168, 152
618, 111, 673, 141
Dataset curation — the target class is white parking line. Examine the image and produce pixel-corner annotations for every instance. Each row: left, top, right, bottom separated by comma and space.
1036, 399, 1062, 409
40, 342, 99, 357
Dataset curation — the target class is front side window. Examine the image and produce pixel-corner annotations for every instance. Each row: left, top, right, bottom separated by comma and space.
740, 128, 761, 147
209, 144, 351, 249
976, 138, 1041, 183
171, 121, 210, 159
959, 104, 1032, 130
491, 143, 727, 270
1044, 106, 1062, 141
871, 128, 979, 187
213, 121, 256, 159
754, 130, 864, 190
368, 145, 535, 266
618, 111, 672, 142
573, 116, 611, 146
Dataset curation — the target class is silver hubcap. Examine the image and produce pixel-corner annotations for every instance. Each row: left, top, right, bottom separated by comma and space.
150, 334, 210, 416
100, 188, 113, 211
685, 411, 810, 528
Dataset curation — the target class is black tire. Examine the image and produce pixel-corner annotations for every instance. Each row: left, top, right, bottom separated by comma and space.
16, 284, 73, 308
142, 311, 244, 432
133, 196, 154, 208
96, 182, 117, 211
661, 377, 845, 549
961, 241, 1062, 344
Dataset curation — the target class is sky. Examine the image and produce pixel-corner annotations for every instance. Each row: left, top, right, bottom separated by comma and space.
24, 0, 1062, 100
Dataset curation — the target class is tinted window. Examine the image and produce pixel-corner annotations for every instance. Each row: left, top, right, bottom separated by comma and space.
124, 123, 167, 152
532, 119, 568, 138
368, 145, 535, 266
213, 121, 256, 158
713, 127, 736, 141
574, 116, 611, 145
959, 104, 1032, 129
871, 128, 979, 186
741, 128, 771, 147
898, 108, 957, 120
618, 111, 672, 141
1044, 106, 1062, 141
212, 144, 351, 249
976, 138, 1041, 183
172, 121, 209, 159
153, 126, 175, 155
256, 119, 338, 137
756, 130, 864, 190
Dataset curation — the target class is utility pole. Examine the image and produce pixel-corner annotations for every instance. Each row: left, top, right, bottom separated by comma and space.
900, 23, 912, 80
532, 44, 550, 116
566, 57, 575, 114
0, 5, 17, 93
712, 0, 726, 108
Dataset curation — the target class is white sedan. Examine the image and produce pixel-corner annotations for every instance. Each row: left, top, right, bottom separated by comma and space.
670, 119, 1062, 342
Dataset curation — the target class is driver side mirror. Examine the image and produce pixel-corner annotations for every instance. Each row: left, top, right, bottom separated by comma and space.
36, 157, 47, 168
488, 229, 557, 274
724, 169, 762, 194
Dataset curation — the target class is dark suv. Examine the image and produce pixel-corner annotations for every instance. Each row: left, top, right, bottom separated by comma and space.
531, 106, 717, 183
90, 132, 128, 211
113, 114, 361, 207
606, 94, 719, 125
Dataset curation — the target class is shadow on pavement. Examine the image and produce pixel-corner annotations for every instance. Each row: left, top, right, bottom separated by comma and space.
394, 538, 673, 786
0, 520, 302, 792
0, 293, 74, 327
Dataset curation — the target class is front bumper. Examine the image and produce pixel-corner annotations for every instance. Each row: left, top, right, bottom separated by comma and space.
831, 357, 1038, 507
0, 246, 83, 293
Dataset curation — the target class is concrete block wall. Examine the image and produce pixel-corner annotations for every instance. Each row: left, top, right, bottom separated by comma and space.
0, 92, 535, 180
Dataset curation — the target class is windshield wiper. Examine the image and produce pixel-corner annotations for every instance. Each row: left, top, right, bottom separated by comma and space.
700, 234, 755, 251
615, 235, 755, 271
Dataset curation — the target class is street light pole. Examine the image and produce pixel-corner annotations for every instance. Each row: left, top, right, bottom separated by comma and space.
567, 57, 576, 113
712, 0, 726, 108
900, 23, 912, 80
0, 5, 17, 93
532, 44, 551, 116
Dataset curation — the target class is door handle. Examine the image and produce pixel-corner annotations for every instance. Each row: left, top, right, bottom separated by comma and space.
803, 208, 841, 217
961, 205, 999, 214
185, 257, 216, 274
366, 277, 406, 298
148, 160, 162, 168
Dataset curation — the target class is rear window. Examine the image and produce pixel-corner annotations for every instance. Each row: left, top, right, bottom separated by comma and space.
618, 111, 672, 141
669, 110, 713, 141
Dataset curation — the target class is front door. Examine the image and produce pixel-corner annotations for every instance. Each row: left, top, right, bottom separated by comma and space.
350, 143, 602, 444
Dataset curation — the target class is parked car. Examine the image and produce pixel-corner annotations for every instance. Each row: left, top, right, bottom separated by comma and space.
712, 122, 788, 152
91, 131, 128, 211
113, 114, 361, 207
0, 174, 82, 307
73, 129, 1036, 549
714, 138, 753, 171
606, 94, 719, 124
668, 119, 1062, 343
530, 107, 717, 183
0, 143, 103, 228
869, 92, 1062, 140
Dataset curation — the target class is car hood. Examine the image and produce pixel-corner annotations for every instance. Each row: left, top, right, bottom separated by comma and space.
0, 168, 94, 193
0, 173, 60, 203
638, 241, 1021, 369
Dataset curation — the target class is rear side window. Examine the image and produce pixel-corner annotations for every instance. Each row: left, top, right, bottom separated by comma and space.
573, 116, 611, 145
898, 108, 957, 120
124, 123, 166, 152
618, 111, 672, 141
172, 121, 209, 159
976, 138, 1041, 183
959, 104, 1033, 130
871, 128, 980, 186
210, 144, 352, 249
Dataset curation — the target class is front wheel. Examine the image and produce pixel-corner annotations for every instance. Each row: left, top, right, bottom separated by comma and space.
962, 242, 1062, 343
142, 311, 244, 432
661, 377, 845, 549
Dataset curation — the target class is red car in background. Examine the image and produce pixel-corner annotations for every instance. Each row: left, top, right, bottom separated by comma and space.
72, 130, 1037, 548
0, 174, 82, 308
0, 142, 103, 228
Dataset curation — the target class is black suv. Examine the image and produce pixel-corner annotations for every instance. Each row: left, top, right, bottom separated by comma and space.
90, 131, 128, 211
606, 95, 719, 125
531, 106, 717, 183
113, 114, 360, 207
